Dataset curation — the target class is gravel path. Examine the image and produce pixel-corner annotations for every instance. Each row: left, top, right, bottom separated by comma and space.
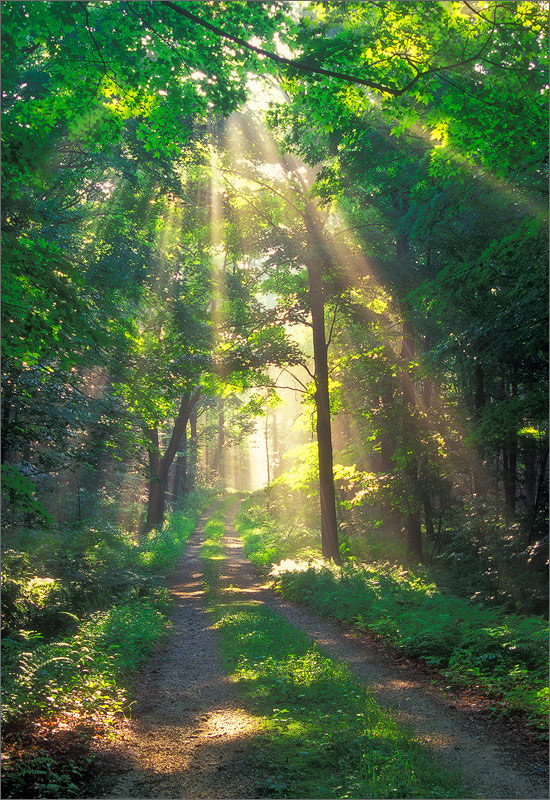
93, 503, 548, 800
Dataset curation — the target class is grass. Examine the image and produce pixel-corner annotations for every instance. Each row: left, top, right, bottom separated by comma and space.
235, 497, 549, 731
200, 511, 469, 799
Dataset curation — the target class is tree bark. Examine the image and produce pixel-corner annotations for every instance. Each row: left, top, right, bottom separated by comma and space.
399, 294, 423, 563
474, 363, 486, 412
264, 408, 271, 485
172, 424, 188, 503
213, 396, 225, 485
305, 218, 341, 564
503, 382, 518, 516
189, 407, 198, 493
380, 384, 396, 472
145, 388, 201, 529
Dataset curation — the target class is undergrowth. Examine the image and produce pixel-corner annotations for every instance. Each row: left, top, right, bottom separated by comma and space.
1, 489, 216, 798
235, 497, 549, 730
201, 510, 468, 799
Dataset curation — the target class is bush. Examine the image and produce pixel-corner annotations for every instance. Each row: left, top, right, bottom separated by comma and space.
236, 500, 549, 727
1, 491, 214, 727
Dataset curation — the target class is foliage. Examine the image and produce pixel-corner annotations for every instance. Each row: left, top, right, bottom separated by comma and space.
1, 598, 168, 727
2, 748, 93, 800
1, 492, 214, 730
236, 498, 548, 728
1, 489, 214, 637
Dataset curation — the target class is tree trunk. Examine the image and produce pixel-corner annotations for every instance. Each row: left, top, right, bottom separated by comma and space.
145, 389, 200, 529
188, 408, 198, 493
522, 436, 537, 509
406, 510, 423, 561
173, 424, 188, 503
380, 385, 396, 472
240, 440, 251, 491
503, 383, 518, 516
423, 496, 435, 543
272, 409, 280, 478
472, 362, 488, 494
474, 363, 486, 412
264, 409, 271, 485
146, 426, 164, 529
147, 477, 165, 528
399, 291, 423, 563
305, 234, 340, 564
213, 396, 225, 484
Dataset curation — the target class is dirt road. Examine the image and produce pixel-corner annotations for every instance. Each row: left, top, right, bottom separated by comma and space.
93, 504, 548, 800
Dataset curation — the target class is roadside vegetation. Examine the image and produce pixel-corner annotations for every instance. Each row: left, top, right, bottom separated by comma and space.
201, 510, 468, 799
236, 495, 549, 731
1, 489, 215, 799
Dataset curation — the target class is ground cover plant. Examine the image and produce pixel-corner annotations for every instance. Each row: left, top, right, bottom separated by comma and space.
235, 497, 549, 730
201, 512, 468, 799
1, 490, 216, 798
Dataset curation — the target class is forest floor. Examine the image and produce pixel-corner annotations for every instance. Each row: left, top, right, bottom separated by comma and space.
89, 503, 549, 800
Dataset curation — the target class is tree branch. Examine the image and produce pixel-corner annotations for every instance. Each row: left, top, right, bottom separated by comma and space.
159, 0, 403, 95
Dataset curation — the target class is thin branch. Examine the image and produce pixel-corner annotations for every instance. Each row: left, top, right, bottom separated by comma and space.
326, 301, 339, 349
124, 1, 189, 68
78, 1, 109, 78
253, 381, 307, 394
275, 366, 310, 392
219, 165, 304, 216
223, 177, 289, 237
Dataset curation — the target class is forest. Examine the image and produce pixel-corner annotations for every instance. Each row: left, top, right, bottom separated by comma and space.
1, 2, 548, 799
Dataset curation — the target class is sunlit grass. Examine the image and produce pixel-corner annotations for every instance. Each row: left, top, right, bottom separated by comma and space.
235, 501, 549, 730
201, 515, 469, 799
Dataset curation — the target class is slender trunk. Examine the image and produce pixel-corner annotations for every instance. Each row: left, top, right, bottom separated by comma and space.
380, 385, 396, 472
272, 409, 279, 478
503, 444, 517, 515
173, 425, 187, 503
1, 374, 17, 464
473, 362, 487, 494
399, 290, 423, 563
533, 445, 549, 520
423, 496, 435, 542
146, 426, 164, 529
523, 436, 537, 509
264, 409, 271, 485
189, 408, 198, 492
240, 441, 251, 492
306, 243, 340, 564
422, 336, 433, 408
217, 397, 225, 485
204, 406, 210, 477
474, 363, 486, 412
503, 383, 518, 516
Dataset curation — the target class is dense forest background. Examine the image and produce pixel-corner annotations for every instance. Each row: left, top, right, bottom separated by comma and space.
2, 1, 548, 795
3, 0, 547, 602
1, 5, 549, 789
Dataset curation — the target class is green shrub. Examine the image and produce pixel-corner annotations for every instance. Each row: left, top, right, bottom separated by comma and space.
236, 502, 549, 727
1, 598, 169, 726
2, 491, 214, 727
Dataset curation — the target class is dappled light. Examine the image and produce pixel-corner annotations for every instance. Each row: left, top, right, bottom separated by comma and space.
2, 1, 548, 798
